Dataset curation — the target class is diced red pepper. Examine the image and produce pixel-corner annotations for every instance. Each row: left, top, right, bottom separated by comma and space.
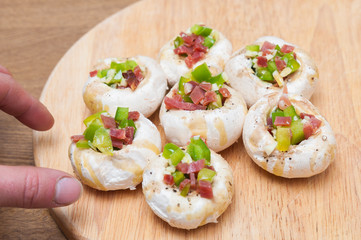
257, 56, 268, 67
190, 86, 206, 105
176, 163, 190, 173
163, 174, 174, 185
90, 70, 98, 77
281, 44, 295, 53
219, 87, 231, 98
164, 96, 207, 111
198, 180, 213, 199
109, 128, 126, 140
261, 41, 276, 52
71, 135, 85, 143
190, 173, 197, 190
101, 115, 116, 129
188, 159, 205, 173
274, 116, 292, 126
179, 179, 191, 191
128, 111, 140, 121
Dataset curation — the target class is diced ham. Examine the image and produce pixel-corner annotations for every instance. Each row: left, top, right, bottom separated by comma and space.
109, 128, 126, 140
193, 42, 208, 53
190, 173, 197, 190
278, 94, 292, 110
267, 117, 273, 128
111, 138, 123, 149
281, 44, 295, 53
300, 113, 322, 138
101, 115, 116, 129
133, 65, 144, 81
174, 45, 193, 55
257, 56, 268, 67
310, 117, 322, 129
261, 41, 276, 52
185, 56, 193, 68
128, 111, 140, 121
199, 82, 212, 91
184, 82, 196, 94
90, 70, 98, 77
198, 180, 213, 199
71, 135, 85, 143
205, 165, 215, 171
179, 179, 191, 191
176, 163, 189, 173
181, 33, 197, 46
164, 96, 206, 111
275, 56, 287, 72
293, 52, 297, 60
163, 174, 174, 185
274, 116, 292, 126
219, 87, 231, 98
303, 123, 314, 139
188, 159, 205, 173
190, 86, 206, 104
300, 113, 314, 119
191, 51, 205, 63
202, 91, 217, 106
123, 70, 140, 91
124, 127, 135, 144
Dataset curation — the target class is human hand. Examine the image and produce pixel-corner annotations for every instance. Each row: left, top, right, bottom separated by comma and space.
0, 65, 82, 208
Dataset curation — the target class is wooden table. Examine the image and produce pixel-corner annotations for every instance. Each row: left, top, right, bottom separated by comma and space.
1, 0, 361, 239
0, 1, 138, 239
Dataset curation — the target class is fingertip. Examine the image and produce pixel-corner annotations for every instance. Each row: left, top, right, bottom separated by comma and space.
54, 177, 83, 206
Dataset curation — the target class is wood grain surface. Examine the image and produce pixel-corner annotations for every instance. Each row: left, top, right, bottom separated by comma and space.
31, 0, 361, 239
0, 1, 138, 239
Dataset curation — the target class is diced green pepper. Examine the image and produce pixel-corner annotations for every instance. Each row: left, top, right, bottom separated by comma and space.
191, 63, 212, 82
187, 137, 210, 163
272, 109, 284, 126
209, 73, 225, 87
76, 140, 90, 148
283, 105, 299, 120
276, 127, 291, 151
97, 69, 109, 78
190, 24, 212, 37
246, 44, 260, 52
178, 76, 190, 95
203, 36, 215, 48
170, 148, 185, 166
92, 127, 113, 155
115, 107, 129, 123
125, 60, 138, 71
182, 94, 193, 103
275, 45, 281, 52
267, 60, 277, 74
197, 168, 216, 182
83, 111, 106, 127
127, 119, 137, 135
256, 68, 274, 81
110, 62, 122, 72
290, 119, 305, 145
83, 118, 103, 141
172, 171, 185, 186
174, 36, 184, 48
163, 143, 180, 159
281, 53, 294, 64
180, 182, 190, 197
287, 58, 300, 73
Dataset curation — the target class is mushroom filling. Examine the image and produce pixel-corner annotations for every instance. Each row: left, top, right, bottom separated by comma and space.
245, 41, 300, 86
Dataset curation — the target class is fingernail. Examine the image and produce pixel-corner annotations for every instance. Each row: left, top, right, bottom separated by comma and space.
54, 177, 83, 205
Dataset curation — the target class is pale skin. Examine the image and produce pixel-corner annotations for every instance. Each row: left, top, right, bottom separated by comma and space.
0, 65, 82, 208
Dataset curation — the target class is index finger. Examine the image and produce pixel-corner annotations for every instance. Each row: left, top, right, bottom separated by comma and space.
0, 65, 54, 131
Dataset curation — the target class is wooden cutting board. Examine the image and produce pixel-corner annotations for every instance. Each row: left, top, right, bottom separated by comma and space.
33, 0, 361, 239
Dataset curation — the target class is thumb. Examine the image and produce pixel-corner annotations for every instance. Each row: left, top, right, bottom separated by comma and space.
0, 165, 82, 208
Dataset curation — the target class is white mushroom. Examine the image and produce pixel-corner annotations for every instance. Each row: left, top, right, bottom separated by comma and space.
69, 114, 162, 190
159, 25, 232, 86
83, 56, 167, 117
242, 92, 336, 178
225, 36, 319, 107
142, 148, 233, 229
159, 84, 247, 152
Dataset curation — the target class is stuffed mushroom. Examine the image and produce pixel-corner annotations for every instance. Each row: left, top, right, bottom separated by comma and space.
69, 107, 162, 190
242, 89, 336, 178
225, 36, 319, 107
142, 136, 234, 229
83, 56, 167, 117
159, 23, 232, 86
159, 63, 247, 152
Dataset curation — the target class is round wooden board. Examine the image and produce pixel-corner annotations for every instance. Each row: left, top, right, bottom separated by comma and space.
33, 0, 361, 239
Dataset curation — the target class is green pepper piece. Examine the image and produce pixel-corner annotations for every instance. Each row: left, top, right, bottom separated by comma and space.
170, 148, 185, 166
281, 53, 294, 64
272, 109, 284, 126
287, 58, 300, 73
178, 76, 190, 95
83, 118, 103, 141
276, 127, 291, 151
182, 94, 193, 103
275, 45, 281, 52
283, 105, 299, 120
92, 127, 113, 155
267, 60, 277, 74
97, 69, 109, 78
115, 107, 129, 123
191, 63, 212, 82
125, 60, 138, 71
256, 68, 274, 81
83, 111, 106, 127
191, 24, 212, 37
163, 143, 180, 159
203, 36, 215, 48
209, 73, 225, 87
187, 137, 210, 163
76, 140, 90, 148
180, 182, 190, 197
174, 36, 184, 48
290, 119, 305, 145
110, 62, 122, 72
127, 119, 137, 134
172, 171, 185, 186
197, 168, 216, 182
246, 44, 260, 52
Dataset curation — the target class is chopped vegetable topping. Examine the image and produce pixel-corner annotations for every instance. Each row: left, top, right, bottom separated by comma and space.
245, 41, 300, 85
162, 136, 215, 199
70, 107, 139, 155
267, 95, 322, 152
164, 63, 231, 111
173, 24, 217, 68
94, 60, 144, 90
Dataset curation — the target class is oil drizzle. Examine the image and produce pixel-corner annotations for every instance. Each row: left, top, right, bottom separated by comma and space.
214, 118, 227, 147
